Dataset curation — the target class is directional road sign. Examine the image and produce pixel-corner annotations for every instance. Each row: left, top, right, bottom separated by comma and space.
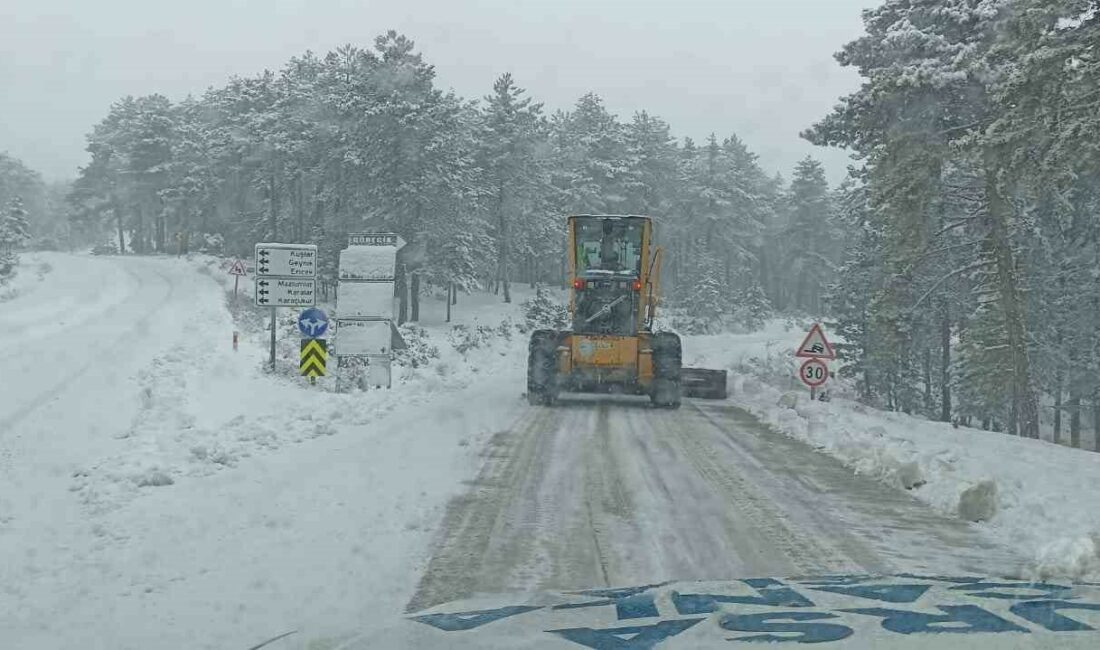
254, 243, 318, 277
255, 277, 316, 307
300, 339, 328, 377
298, 307, 329, 339
796, 323, 837, 359
347, 232, 407, 249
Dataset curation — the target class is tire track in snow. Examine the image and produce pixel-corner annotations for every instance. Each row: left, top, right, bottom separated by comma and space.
0, 261, 178, 437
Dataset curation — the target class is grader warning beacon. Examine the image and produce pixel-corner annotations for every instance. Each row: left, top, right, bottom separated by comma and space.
526, 215, 727, 407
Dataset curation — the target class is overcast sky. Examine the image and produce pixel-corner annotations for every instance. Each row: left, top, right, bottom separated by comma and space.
1, 0, 872, 185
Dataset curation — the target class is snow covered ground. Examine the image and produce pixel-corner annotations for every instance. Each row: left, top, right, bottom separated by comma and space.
3, 253, 1097, 649
683, 320, 1100, 583
0, 252, 534, 649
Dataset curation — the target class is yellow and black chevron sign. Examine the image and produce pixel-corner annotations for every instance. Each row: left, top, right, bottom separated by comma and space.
300, 339, 327, 377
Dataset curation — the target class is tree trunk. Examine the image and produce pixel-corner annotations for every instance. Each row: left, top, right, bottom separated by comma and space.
923, 348, 933, 415
114, 201, 125, 254
268, 172, 278, 241
496, 188, 511, 304
410, 273, 420, 322
1092, 390, 1099, 451
396, 265, 408, 325
1069, 389, 1082, 449
446, 282, 453, 323
1053, 369, 1063, 445
452, 283, 458, 305
984, 158, 1039, 438
939, 301, 952, 422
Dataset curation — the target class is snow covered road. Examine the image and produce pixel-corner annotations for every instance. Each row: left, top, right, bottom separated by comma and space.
409, 398, 1021, 613
3, 255, 1095, 650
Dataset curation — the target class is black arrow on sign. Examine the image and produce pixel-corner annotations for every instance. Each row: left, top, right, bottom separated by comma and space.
258, 289, 270, 296
259, 265, 270, 273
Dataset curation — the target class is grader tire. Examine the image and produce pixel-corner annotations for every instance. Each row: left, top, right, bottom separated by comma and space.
650, 332, 682, 409
527, 330, 561, 405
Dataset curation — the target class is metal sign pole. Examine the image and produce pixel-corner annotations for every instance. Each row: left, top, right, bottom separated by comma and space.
269, 307, 277, 372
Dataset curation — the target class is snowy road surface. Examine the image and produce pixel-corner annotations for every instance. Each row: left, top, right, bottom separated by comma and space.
408, 398, 1019, 613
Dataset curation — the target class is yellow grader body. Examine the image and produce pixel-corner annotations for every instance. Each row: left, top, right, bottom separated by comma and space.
526, 215, 726, 407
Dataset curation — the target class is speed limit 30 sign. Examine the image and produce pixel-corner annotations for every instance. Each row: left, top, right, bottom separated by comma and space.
800, 358, 829, 388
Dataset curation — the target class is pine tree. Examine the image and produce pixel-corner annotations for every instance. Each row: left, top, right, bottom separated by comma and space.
0, 196, 31, 251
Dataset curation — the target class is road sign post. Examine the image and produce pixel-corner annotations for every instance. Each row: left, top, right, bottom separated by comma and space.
795, 323, 836, 400
334, 233, 405, 389
255, 243, 319, 373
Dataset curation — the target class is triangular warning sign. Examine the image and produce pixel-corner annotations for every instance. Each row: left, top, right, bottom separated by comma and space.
228, 259, 247, 276
796, 323, 836, 359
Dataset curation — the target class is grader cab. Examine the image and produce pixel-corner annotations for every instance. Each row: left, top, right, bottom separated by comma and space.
526, 215, 727, 407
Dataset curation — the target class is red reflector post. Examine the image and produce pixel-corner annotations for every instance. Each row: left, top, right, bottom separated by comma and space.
631, 279, 643, 291
573, 278, 586, 290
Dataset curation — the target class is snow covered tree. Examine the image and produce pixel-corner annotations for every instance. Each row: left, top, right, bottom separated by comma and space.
479, 72, 550, 304
0, 196, 31, 252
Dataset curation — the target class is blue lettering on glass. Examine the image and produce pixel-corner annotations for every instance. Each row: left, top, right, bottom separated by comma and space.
554, 584, 668, 620
793, 575, 877, 586
947, 581, 1072, 601
841, 605, 1029, 634
549, 618, 704, 649
809, 583, 931, 604
673, 579, 815, 615
410, 605, 542, 631
890, 573, 984, 584
719, 611, 855, 644
1010, 600, 1100, 632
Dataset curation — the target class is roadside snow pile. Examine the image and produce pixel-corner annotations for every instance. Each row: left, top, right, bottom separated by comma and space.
71, 255, 530, 514
686, 320, 1100, 582
0, 252, 52, 302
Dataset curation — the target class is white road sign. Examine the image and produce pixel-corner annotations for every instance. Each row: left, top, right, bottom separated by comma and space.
255, 243, 318, 278
339, 246, 397, 281
347, 232, 406, 249
255, 277, 316, 307
337, 282, 396, 319
334, 319, 392, 356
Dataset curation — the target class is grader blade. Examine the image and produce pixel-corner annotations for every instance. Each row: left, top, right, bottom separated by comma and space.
681, 368, 727, 399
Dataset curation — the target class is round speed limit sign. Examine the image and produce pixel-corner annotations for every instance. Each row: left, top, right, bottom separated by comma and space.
799, 358, 829, 388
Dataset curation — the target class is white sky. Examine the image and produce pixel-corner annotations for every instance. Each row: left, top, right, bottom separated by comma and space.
0, 0, 872, 184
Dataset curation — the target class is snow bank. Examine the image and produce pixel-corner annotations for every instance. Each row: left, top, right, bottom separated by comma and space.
0, 251, 53, 302
686, 320, 1100, 582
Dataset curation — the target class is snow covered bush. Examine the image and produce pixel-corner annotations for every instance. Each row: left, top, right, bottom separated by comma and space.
394, 324, 440, 369
521, 286, 568, 331
196, 233, 225, 255
447, 324, 498, 354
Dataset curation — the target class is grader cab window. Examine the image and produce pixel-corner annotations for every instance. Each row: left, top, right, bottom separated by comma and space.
575, 218, 643, 275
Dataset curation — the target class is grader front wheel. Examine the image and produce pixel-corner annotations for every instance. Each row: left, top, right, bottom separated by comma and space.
527, 329, 561, 405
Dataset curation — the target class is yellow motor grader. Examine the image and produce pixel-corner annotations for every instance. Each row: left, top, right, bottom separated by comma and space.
526, 215, 727, 407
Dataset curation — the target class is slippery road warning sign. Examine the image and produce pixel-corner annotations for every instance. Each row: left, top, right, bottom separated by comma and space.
796, 323, 836, 359
300, 339, 327, 377
228, 259, 246, 276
